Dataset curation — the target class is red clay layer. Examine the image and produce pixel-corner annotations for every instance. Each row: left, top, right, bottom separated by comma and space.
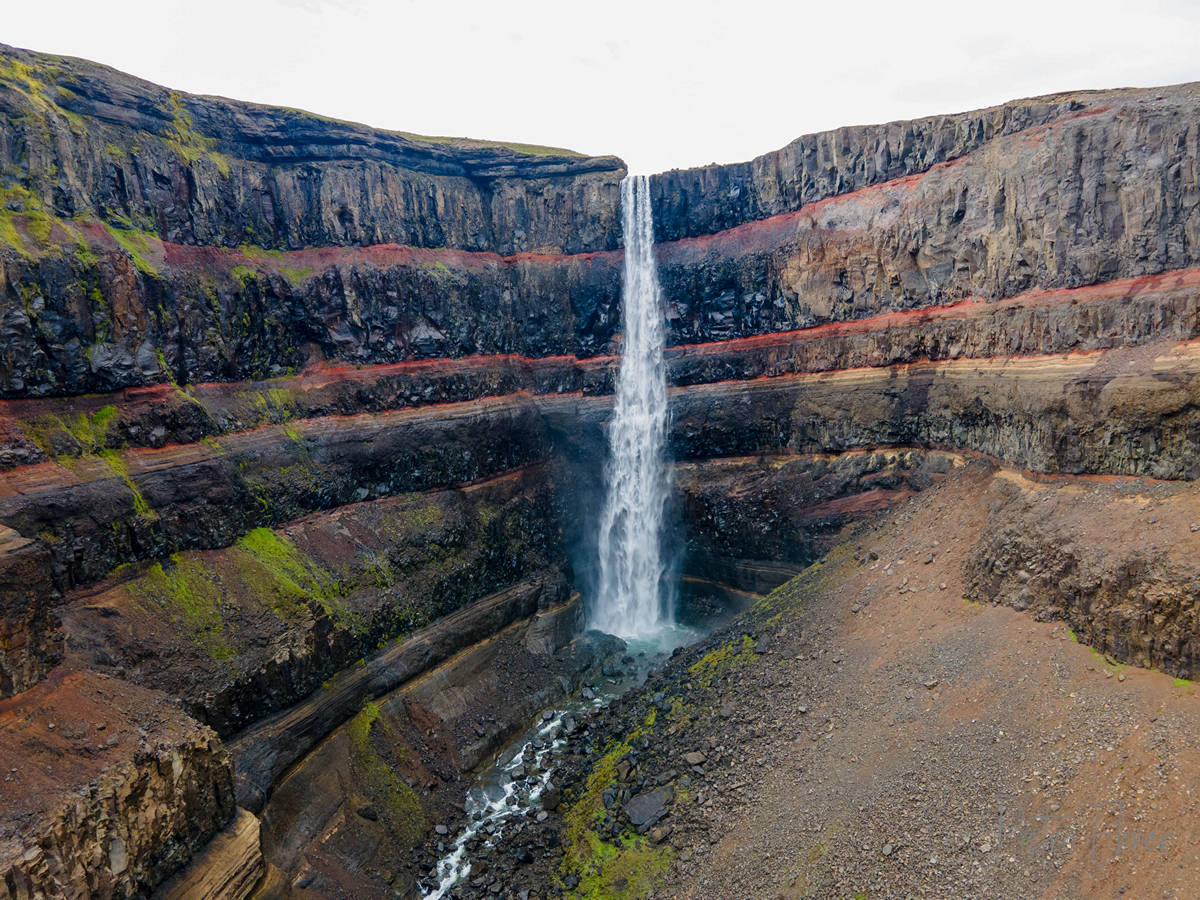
665, 265, 1200, 358
0, 261, 1195, 426
5, 330, 1199, 497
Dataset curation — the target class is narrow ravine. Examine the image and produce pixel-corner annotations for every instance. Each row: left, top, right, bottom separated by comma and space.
420, 631, 700, 898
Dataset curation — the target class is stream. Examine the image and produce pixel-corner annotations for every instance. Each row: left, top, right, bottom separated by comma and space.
420, 627, 701, 899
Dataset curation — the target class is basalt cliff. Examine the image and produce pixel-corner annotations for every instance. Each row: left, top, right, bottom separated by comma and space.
1, 42, 1199, 900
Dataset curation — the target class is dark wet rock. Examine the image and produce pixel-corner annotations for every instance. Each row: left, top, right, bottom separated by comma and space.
624, 786, 674, 829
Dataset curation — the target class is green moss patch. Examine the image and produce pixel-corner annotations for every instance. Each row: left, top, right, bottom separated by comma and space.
100, 449, 155, 520
164, 91, 231, 176
348, 701, 426, 848
0, 185, 69, 257
231, 528, 359, 630
236, 244, 313, 287
21, 404, 121, 458
560, 708, 673, 899
688, 633, 757, 688
104, 222, 160, 275
129, 555, 234, 660
564, 832, 673, 900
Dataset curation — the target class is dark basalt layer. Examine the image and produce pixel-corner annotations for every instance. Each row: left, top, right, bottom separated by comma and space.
63, 466, 565, 736
653, 89, 1200, 344
5, 49, 1199, 401
665, 344, 1200, 479
647, 92, 1108, 242
1, 396, 549, 592
0, 240, 623, 397
676, 449, 964, 581
0, 526, 59, 696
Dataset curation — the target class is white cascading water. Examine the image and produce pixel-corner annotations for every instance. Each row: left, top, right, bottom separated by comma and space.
591, 174, 673, 639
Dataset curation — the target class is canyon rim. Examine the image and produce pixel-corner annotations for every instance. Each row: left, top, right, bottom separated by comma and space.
0, 36, 1199, 900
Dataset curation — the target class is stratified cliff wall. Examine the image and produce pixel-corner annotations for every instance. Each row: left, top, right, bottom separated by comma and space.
1, 42, 1199, 900
652, 88, 1200, 342
0, 44, 625, 397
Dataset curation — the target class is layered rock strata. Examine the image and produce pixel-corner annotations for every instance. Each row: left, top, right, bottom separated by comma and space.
965, 468, 1200, 676
1, 42, 1199, 900
155, 810, 264, 900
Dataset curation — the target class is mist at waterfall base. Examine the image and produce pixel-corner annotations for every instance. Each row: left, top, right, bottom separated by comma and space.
589, 174, 693, 654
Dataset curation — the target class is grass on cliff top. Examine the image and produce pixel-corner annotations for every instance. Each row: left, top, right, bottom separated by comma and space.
559, 707, 674, 900
399, 133, 587, 158
277, 103, 586, 158
0, 54, 85, 130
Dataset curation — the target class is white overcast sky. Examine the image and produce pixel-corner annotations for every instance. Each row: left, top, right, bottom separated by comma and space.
6, 0, 1200, 173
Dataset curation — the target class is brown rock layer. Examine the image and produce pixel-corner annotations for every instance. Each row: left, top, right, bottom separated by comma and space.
964, 468, 1200, 676
155, 809, 264, 900
0, 670, 233, 900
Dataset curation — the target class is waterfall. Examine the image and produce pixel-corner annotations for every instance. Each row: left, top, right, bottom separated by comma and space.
591, 174, 674, 639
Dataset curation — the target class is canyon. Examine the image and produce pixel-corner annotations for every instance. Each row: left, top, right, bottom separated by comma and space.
0, 41, 1198, 900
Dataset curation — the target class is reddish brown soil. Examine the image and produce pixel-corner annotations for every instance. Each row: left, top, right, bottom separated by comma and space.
654, 462, 1200, 900
0, 668, 203, 828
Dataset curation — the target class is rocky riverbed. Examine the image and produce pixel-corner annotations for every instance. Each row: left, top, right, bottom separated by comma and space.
476, 461, 1200, 900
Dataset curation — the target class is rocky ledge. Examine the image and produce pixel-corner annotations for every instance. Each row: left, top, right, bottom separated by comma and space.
0, 669, 233, 899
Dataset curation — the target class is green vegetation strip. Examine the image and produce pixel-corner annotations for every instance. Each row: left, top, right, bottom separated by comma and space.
559, 707, 674, 900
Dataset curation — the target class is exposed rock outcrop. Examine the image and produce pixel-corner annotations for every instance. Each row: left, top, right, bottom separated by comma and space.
64, 466, 566, 736
251, 595, 617, 898
652, 88, 1200, 345
1, 395, 551, 591
0, 671, 234, 900
964, 468, 1200, 675
155, 810, 264, 900
0, 525, 59, 696
676, 449, 965, 584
